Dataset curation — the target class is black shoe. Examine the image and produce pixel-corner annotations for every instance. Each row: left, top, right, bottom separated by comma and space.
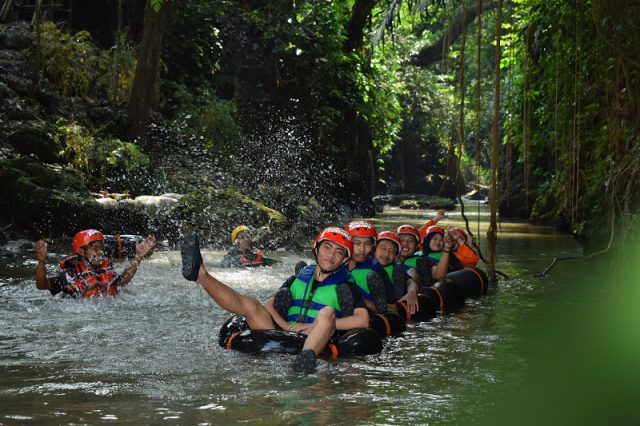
181, 234, 203, 281
416, 257, 432, 286
367, 271, 388, 314
273, 287, 292, 320
336, 283, 354, 316
293, 349, 317, 374
294, 260, 308, 275
393, 263, 407, 299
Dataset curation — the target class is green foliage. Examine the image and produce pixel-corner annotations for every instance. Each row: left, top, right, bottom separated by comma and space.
498, 0, 640, 249
179, 89, 241, 151
31, 21, 136, 102
96, 31, 137, 103
162, 82, 241, 151
242, 1, 356, 134
90, 137, 150, 174
150, 0, 165, 13
54, 120, 95, 173
162, 0, 226, 92
53, 119, 149, 192
34, 21, 98, 97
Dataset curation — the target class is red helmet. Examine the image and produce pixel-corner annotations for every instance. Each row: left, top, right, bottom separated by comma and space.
72, 229, 104, 254
346, 220, 377, 243
313, 227, 353, 259
376, 231, 401, 254
450, 227, 468, 241
396, 224, 420, 243
426, 225, 445, 236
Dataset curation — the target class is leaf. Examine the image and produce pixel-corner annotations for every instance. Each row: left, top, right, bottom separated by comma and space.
150, 0, 164, 13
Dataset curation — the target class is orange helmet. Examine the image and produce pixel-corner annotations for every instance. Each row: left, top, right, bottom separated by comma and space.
72, 229, 104, 254
396, 224, 420, 243
376, 231, 401, 254
346, 220, 377, 243
426, 225, 445, 236
313, 227, 353, 259
450, 227, 468, 241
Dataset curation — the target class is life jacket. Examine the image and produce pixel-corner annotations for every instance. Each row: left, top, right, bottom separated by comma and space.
58, 255, 118, 298
349, 256, 379, 301
286, 264, 351, 324
400, 255, 419, 270
454, 244, 480, 268
240, 249, 264, 267
380, 263, 394, 282
424, 251, 463, 272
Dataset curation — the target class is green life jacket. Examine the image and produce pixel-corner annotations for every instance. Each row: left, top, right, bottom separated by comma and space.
428, 252, 443, 262
401, 255, 419, 269
286, 265, 350, 324
381, 263, 395, 282
350, 257, 377, 300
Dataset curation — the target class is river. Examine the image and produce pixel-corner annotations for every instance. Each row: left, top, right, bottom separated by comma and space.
0, 205, 634, 425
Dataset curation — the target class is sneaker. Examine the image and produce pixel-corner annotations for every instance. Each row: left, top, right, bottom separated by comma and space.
181, 234, 203, 281
415, 257, 432, 286
293, 349, 317, 374
366, 271, 388, 314
393, 263, 407, 299
273, 287, 292, 320
294, 260, 308, 275
336, 283, 354, 316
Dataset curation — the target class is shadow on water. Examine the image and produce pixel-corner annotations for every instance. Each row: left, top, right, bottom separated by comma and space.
0, 206, 636, 424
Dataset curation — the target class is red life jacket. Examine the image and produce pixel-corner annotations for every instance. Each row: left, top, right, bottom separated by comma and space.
59, 256, 118, 298
240, 250, 264, 267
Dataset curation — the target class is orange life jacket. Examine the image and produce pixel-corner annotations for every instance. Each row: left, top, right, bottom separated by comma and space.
454, 244, 480, 268
240, 250, 264, 267
59, 256, 118, 298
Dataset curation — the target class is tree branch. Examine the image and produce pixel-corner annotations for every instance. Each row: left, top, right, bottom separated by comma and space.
412, 0, 496, 68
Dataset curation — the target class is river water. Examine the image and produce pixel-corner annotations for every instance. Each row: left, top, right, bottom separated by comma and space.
0, 205, 634, 425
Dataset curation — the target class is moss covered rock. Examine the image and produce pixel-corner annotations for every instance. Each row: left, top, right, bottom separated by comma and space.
0, 156, 152, 238
165, 187, 288, 248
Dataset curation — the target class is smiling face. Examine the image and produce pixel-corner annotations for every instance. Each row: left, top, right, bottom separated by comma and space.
374, 239, 399, 266
79, 240, 105, 266
428, 233, 444, 252
316, 240, 348, 272
398, 234, 418, 259
351, 236, 374, 263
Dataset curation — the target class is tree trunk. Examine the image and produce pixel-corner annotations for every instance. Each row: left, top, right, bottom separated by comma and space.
344, 0, 376, 53
128, 0, 173, 145
487, 0, 503, 283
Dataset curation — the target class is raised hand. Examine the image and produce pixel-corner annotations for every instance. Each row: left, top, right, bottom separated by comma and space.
35, 240, 48, 263
135, 235, 157, 258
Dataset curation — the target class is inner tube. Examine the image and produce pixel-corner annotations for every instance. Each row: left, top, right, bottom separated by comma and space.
378, 268, 489, 324
368, 311, 406, 337
393, 293, 438, 323
419, 280, 466, 312
218, 315, 383, 357
103, 234, 141, 260
446, 267, 489, 298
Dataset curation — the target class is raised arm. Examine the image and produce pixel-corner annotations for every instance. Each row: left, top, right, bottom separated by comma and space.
119, 235, 156, 286
35, 240, 51, 290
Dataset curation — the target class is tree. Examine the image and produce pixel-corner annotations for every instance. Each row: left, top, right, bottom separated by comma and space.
128, 0, 174, 145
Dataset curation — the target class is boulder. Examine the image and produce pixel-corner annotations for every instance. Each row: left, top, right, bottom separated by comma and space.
164, 187, 289, 249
